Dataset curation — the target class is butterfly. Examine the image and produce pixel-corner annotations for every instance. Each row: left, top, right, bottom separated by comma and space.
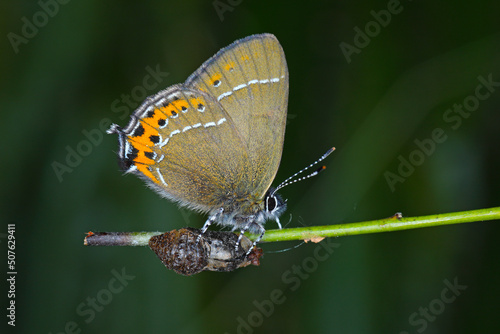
108, 34, 332, 250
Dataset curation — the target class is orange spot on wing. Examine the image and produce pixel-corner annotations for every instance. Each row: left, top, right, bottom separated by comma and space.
159, 105, 175, 117
209, 73, 222, 86
127, 139, 155, 165
144, 108, 166, 128
224, 62, 235, 71
124, 133, 158, 184
189, 97, 204, 107
136, 164, 159, 184
133, 151, 154, 165
240, 54, 250, 62
131, 121, 159, 146
171, 99, 189, 110
159, 99, 190, 116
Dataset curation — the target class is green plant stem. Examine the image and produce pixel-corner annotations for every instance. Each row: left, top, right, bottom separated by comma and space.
259, 206, 500, 243
84, 207, 500, 246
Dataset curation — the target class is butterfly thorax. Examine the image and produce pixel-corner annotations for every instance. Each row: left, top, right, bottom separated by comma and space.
213, 189, 287, 234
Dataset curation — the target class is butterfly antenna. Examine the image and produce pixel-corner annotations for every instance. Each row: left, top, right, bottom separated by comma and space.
272, 147, 335, 195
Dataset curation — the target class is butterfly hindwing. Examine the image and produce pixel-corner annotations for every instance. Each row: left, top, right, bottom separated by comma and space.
114, 86, 253, 212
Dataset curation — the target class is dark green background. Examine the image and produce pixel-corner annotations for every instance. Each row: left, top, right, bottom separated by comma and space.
2, 0, 499, 333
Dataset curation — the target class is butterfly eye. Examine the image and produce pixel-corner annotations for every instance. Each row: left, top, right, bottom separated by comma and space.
267, 195, 277, 212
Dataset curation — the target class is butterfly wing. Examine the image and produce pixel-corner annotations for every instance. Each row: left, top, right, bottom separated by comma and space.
110, 34, 288, 213
185, 33, 289, 199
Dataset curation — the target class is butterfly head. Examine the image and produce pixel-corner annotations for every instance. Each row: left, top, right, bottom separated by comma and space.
263, 188, 287, 226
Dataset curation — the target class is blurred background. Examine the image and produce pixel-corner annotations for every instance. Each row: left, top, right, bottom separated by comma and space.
1, 0, 499, 333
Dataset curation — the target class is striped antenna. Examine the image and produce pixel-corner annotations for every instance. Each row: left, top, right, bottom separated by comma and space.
272, 147, 335, 195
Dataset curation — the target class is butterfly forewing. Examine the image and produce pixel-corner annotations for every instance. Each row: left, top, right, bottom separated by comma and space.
185, 34, 289, 199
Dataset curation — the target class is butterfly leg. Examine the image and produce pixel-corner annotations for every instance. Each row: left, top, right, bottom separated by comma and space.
197, 208, 224, 244
275, 217, 282, 229
236, 222, 266, 256
246, 224, 266, 256
235, 224, 250, 253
